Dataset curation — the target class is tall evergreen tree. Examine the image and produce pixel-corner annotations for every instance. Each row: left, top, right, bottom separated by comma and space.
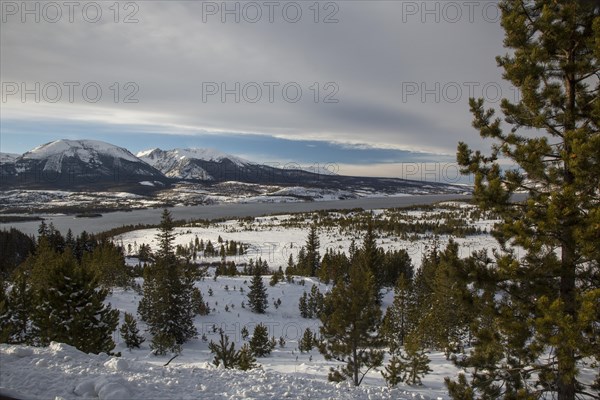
138, 209, 197, 353
304, 224, 321, 276
156, 209, 176, 259
395, 332, 432, 386
381, 249, 414, 288
382, 273, 415, 353
0, 281, 8, 343
247, 269, 268, 314
419, 241, 472, 358
359, 218, 384, 301
450, 1, 600, 398
0, 228, 35, 279
298, 328, 316, 353
318, 263, 384, 386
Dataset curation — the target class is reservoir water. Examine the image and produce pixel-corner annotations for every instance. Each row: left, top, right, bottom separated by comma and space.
1, 194, 473, 236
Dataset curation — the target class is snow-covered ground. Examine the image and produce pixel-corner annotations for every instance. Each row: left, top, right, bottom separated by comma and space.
0, 275, 459, 400
115, 205, 501, 271
0, 203, 508, 399
0, 340, 443, 400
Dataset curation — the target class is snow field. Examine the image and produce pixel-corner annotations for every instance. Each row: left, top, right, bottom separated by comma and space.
1, 275, 457, 399
1, 340, 443, 400
2, 204, 499, 399
117, 206, 502, 273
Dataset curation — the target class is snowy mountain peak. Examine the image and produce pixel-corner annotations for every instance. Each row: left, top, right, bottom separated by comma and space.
137, 147, 247, 166
137, 147, 249, 180
5, 139, 166, 188
23, 139, 141, 163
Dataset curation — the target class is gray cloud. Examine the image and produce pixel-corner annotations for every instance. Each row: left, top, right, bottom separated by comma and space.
1, 0, 509, 155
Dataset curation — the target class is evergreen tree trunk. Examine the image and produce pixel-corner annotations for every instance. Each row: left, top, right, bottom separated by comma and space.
557, 61, 577, 400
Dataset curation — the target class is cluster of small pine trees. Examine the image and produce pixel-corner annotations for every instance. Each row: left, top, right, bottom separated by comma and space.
286, 221, 414, 292
174, 235, 247, 261
298, 285, 324, 319
0, 226, 130, 354
208, 323, 280, 370
316, 230, 471, 387
208, 329, 257, 370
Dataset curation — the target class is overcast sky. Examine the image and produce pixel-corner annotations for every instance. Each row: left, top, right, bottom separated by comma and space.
0, 0, 513, 177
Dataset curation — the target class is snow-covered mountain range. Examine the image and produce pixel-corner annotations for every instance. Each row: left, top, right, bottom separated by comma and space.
0, 139, 467, 205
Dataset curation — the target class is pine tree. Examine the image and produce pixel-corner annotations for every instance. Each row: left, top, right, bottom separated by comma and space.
307, 284, 324, 318
138, 243, 152, 262
0, 272, 33, 344
359, 218, 384, 301
295, 247, 306, 276
398, 333, 432, 386
0, 281, 9, 343
150, 332, 180, 356
120, 312, 145, 350
298, 292, 309, 318
236, 343, 258, 370
249, 323, 274, 357
0, 228, 35, 280
285, 254, 295, 279
241, 326, 249, 341
382, 273, 414, 353
83, 240, 132, 289
451, 1, 600, 398
209, 330, 239, 369
269, 273, 279, 286
381, 249, 413, 288
247, 269, 268, 314
411, 241, 472, 353
417, 241, 472, 358
410, 245, 440, 349
32, 250, 119, 354
383, 333, 432, 387
318, 263, 384, 386
192, 287, 210, 316
381, 355, 404, 388
138, 209, 197, 353
298, 328, 315, 353
305, 224, 320, 276
156, 209, 176, 259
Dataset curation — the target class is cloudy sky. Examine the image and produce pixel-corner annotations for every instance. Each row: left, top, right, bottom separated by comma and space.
0, 0, 513, 177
